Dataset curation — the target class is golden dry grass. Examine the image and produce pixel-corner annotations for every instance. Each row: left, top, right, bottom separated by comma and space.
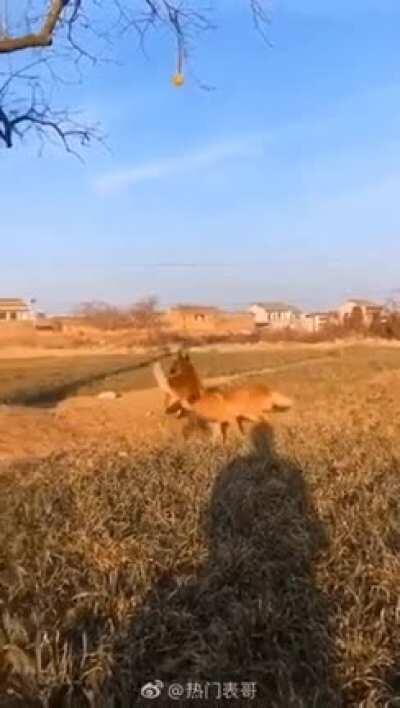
1, 344, 400, 705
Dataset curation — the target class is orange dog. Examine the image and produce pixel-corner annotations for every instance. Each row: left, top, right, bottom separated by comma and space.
163, 350, 203, 416
154, 351, 293, 442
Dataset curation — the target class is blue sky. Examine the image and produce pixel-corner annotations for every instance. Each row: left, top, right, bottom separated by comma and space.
2, 0, 400, 313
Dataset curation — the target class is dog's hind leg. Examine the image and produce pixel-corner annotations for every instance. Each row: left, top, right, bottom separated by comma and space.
210, 422, 225, 443
236, 416, 246, 436
221, 422, 229, 445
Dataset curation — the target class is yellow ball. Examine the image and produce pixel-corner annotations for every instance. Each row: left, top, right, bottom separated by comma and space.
172, 72, 185, 87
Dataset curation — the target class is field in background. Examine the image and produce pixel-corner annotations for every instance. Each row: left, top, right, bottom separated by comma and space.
1, 343, 400, 705
2, 341, 400, 407
0, 345, 332, 405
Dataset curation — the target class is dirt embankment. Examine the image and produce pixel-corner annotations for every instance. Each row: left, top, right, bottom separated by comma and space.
0, 387, 173, 463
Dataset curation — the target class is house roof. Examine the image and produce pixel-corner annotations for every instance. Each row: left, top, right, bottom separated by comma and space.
251, 302, 302, 314
345, 298, 379, 307
171, 305, 220, 314
0, 298, 30, 311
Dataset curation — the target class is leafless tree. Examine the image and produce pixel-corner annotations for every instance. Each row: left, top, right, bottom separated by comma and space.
129, 296, 160, 329
0, 1, 269, 155
75, 300, 131, 329
386, 289, 400, 313
346, 305, 364, 332
75, 296, 161, 331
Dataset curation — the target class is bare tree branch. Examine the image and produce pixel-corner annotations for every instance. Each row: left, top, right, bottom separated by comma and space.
0, 0, 73, 54
250, 0, 272, 44
0, 101, 100, 158
0, 1, 270, 155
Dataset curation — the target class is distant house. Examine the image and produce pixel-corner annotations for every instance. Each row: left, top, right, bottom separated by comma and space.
164, 305, 253, 335
249, 302, 302, 329
301, 311, 338, 333
337, 299, 384, 326
164, 305, 222, 333
0, 298, 35, 323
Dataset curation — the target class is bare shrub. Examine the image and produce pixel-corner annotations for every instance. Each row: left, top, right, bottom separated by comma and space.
128, 297, 159, 329
345, 305, 364, 333
377, 313, 400, 340
75, 301, 132, 330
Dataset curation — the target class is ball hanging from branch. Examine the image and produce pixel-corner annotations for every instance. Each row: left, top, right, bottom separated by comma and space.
172, 72, 185, 87
172, 41, 185, 87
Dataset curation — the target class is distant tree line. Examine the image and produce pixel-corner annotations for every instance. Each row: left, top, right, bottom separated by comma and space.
76, 297, 161, 331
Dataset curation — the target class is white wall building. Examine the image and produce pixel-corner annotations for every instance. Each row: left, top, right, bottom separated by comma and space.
0, 298, 35, 323
249, 302, 302, 329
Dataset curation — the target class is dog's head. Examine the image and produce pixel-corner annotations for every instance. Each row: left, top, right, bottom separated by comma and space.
168, 349, 192, 377
167, 349, 202, 403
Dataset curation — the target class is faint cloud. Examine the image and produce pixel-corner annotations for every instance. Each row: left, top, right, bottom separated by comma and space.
279, 0, 400, 20
92, 136, 265, 194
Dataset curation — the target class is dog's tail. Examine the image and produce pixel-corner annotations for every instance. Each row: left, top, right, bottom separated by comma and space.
270, 391, 293, 410
153, 362, 192, 412
153, 362, 174, 395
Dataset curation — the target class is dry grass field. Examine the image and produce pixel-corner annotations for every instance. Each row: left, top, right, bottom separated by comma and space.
1, 343, 400, 706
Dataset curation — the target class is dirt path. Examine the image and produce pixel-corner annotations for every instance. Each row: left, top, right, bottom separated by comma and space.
207, 352, 339, 386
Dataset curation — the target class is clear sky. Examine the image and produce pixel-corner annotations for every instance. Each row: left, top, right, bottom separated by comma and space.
2, 0, 400, 314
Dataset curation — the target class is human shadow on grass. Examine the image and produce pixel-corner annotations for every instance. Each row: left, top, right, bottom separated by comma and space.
110, 422, 342, 706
